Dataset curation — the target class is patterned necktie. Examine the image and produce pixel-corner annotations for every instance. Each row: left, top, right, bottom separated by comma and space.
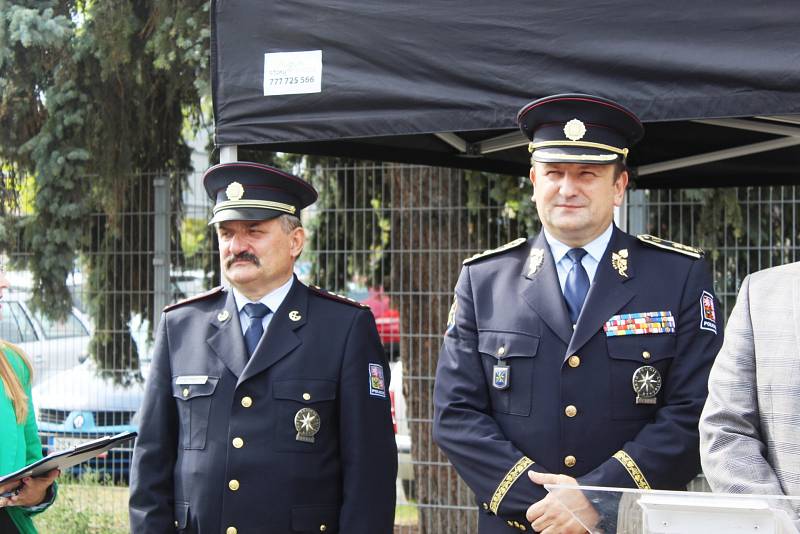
243, 303, 271, 356
564, 248, 590, 325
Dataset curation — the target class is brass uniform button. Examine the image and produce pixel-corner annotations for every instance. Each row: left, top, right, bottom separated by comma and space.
482, 502, 488, 510
226, 528, 238, 534
564, 455, 577, 468
241, 396, 253, 408
497, 346, 506, 356
182, 388, 190, 397
228, 479, 240, 491
232, 437, 244, 448
568, 355, 581, 368
174, 521, 179, 528
642, 350, 651, 359
320, 525, 327, 532
564, 405, 578, 418
303, 392, 311, 401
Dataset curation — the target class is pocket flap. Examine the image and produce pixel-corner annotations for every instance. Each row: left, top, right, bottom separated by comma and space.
291, 505, 339, 532
478, 330, 540, 359
174, 501, 189, 529
273, 379, 337, 403
171, 376, 219, 400
606, 335, 675, 362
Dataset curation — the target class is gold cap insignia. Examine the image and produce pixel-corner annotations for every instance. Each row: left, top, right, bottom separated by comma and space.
289, 310, 302, 322
563, 118, 587, 141
217, 310, 230, 322
528, 248, 545, 276
225, 181, 244, 201
612, 249, 629, 277
294, 407, 320, 443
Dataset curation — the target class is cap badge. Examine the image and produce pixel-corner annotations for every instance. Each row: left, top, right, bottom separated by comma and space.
563, 118, 587, 141
528, 248, 545, 276
226, 181, 244, 201
295, 407, 321, 443
611, 249, 629, 278
289, 310, 302, 322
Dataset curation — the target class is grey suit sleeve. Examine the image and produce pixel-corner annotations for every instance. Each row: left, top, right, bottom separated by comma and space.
699, 274, 785, 495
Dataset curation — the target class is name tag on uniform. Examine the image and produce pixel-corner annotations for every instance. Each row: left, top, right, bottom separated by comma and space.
175, 375, 209, 385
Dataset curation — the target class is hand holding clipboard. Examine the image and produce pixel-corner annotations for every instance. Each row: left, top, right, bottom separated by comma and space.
0, 431, 137, 506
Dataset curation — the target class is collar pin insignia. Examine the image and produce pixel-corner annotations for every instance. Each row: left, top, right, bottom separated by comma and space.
217, 310, 230, 322
289, 310, 302, 321
612, 249, 629, 277
528, 248, 545, 276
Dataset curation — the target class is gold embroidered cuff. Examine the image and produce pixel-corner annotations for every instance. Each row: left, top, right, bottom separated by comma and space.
489, 456, 535, 514
613, 450, 651, 490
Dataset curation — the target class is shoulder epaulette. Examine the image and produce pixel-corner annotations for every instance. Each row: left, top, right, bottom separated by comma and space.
463, 238, 527, 265
163, 286, 224, 312
637, 234, 704, 259
309, 285, 370, 309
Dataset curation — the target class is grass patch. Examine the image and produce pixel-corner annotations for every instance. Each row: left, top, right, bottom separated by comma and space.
33, 472, 419, 531
34, 472, 128, 534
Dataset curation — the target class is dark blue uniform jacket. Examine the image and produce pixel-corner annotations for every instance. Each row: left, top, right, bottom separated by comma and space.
433, 227, 723, 533
130, 277, 397, 533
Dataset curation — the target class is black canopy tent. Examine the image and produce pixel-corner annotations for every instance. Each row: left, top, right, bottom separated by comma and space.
211, 1, 800, 188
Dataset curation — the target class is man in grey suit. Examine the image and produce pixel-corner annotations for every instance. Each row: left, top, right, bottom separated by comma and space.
700, 262, 800, 516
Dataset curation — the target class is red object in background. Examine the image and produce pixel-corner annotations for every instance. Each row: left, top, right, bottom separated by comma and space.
361, 287, 400, 346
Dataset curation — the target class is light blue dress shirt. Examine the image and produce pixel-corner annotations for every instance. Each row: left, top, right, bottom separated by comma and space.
543, 223, 614, 293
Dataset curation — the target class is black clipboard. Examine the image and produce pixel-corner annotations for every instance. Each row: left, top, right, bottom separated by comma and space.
0, 431, 137, 486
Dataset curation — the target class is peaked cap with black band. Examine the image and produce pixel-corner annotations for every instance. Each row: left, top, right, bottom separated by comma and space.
517, 93, 644, 164
203, 161, 318, 224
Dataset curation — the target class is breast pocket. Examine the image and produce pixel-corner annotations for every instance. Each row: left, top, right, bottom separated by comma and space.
172, 377, 220, 450
273, 379, 338, 453
606, 335, 675, 420
478, 330, 540, 416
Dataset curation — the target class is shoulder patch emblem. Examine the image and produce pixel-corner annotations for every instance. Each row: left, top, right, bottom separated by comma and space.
463, 238, 527, 265
309, 285, 370, 309
368, 363, 386, 397
163, 286, 224, 312
637, 234, 704, 259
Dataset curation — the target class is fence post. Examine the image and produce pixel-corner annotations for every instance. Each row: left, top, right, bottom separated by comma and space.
153, 174, 171, 329
626, 189, 647, 235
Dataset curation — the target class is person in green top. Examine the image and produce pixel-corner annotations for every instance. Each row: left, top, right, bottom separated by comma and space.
0, 264, 59, 533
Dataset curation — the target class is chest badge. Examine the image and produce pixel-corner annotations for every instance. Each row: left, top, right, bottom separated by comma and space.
294, 407, 321, 443
632, 365, 662, 404
493, 358, 510, 390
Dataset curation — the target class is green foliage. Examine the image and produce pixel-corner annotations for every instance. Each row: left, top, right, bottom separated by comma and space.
0, 0, 209, 374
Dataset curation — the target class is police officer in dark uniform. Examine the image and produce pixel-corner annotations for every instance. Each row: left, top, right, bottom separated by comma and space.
130, 162, 397, 533
433, 94, 723, 533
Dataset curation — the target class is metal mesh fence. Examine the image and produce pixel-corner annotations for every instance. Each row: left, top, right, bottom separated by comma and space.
2, 164, 799, 532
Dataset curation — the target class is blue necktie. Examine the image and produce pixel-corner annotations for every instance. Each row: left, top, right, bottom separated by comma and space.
564, 248, 590, 325
243, 303, 271, 356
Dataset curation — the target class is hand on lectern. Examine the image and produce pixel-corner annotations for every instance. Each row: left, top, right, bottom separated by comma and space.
526, 471, 600, 534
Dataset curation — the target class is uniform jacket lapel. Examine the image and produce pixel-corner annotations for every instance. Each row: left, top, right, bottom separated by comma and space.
207, 290, 249, 378
239, 277, 307, 385
521, 232, 573, 346
566, 226, 636, 358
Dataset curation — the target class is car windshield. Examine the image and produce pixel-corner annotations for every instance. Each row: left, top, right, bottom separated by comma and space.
34, 310, 90, 339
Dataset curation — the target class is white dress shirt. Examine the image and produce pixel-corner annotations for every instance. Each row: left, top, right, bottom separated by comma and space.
231, 276, 294, 336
